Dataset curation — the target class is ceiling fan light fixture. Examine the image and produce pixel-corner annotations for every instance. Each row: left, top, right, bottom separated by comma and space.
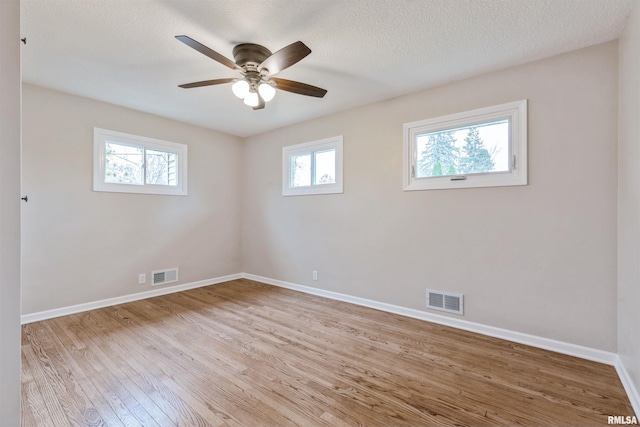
176, 36, 327, 110
243, 91, 259, 107
258, 82, 276, 102
231, 79, 250, 99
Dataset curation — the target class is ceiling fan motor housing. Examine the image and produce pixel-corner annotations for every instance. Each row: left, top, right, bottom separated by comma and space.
232, 43, 272, 71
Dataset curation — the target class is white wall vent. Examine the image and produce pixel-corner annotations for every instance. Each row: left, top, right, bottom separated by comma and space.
426, 289, 464, 315
152, 268, 179, 286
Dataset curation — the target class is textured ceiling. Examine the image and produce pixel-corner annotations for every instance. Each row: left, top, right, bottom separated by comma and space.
21, 0, 636, 137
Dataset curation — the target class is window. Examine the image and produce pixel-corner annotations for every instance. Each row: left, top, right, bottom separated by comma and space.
282, 135, 343, 196
93, 128, 187, 195
403, 100, 527, 191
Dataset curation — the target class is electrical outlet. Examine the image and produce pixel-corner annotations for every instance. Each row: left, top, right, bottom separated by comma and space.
138, 273, 146, 284
312, 271, 318, 281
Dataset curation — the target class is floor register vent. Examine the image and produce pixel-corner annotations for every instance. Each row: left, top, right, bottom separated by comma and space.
426, 289, 464, 315
152, 268, 179, 286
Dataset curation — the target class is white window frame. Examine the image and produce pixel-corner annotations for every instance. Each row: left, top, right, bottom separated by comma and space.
403, 99, 527, 191
282, 135, 343, 196
93, 128, 188, 196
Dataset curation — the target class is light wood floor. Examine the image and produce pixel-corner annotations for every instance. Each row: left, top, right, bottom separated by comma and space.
22, 279, 634, 426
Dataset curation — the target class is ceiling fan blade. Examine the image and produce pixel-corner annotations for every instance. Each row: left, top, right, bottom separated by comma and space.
176, 35, 241, 72
253, 93, 265, 110
259, 41, 311, 75
178, 78, 236, 89
271, 78, 327, 98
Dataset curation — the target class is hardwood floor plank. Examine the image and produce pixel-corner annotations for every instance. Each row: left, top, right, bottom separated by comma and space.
21, 346, 55, 427
53, 317, 161, 425
185, 288, 524, 423
161, 306, 378, 426
52, 316, 178, 427
23, 279, 635, 426
21, 334, 77, 427
110, 304, 312, 426
27, 321, 120, 426
82, 309, 232, 427
47, 316, 162, 427
66, 313, 186, 426
162, 289, 411, 425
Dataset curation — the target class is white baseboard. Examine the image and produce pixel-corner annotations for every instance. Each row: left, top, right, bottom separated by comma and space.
615, 356, 640, 416
20, 273, 242, 324
242, 273, 618, 366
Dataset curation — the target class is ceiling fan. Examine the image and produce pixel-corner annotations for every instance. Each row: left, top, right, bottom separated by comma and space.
176, 35, 327, 110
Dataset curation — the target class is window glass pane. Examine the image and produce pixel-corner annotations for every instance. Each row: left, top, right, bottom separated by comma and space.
416, 119, 509, 178
146, 149, 178, 186
104, 142, 143, 184
313, 149, 336, 185
291, 153, 311, 187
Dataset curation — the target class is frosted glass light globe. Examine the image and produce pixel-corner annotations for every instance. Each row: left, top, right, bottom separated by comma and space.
258, 83, 276, 102
231, 80, 249, 99
243, 91, 259, 107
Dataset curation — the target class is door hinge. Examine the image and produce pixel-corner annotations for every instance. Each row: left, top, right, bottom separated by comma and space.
513, 155, 517, 170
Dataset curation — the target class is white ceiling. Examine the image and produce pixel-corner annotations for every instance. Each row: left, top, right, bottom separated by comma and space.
21, 0, 636, 138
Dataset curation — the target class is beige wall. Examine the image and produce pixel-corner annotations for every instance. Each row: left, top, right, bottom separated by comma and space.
618, 1, 640, 404
243, 42, 619, 352
21, 84, 243, 314
0, 0, 22, 423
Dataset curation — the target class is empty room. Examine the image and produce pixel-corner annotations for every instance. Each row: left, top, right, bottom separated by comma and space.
1, 0, 639, 425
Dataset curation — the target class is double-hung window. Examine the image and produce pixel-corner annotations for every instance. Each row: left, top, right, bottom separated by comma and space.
93, 128, 188, 195
282, 135, 343, 196
403, 100, 527, 191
